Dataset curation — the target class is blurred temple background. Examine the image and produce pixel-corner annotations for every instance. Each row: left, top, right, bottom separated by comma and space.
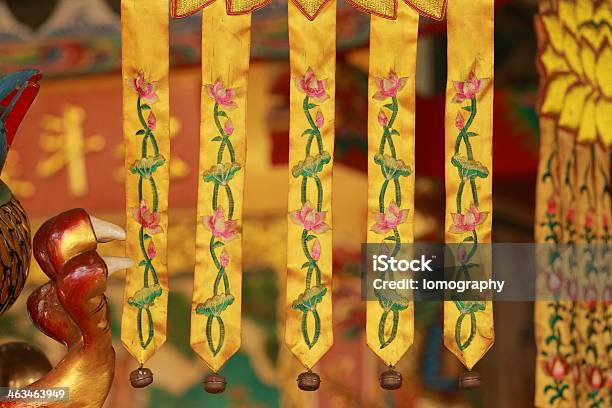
0, 0, 540, 406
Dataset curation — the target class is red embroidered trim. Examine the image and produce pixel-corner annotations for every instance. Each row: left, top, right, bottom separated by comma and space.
344, 0, 397, 20
170, 0, 271, 18
290, 0, 333, 21
343, 0, 447, 21
402, 0, 447, 22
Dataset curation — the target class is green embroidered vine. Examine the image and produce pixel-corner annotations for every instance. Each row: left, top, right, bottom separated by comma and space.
127, 72, 165, 350
369, 71, 412, 349
541, 192, 570, 404
580, 147, 606, 408
196, 79, 240, 356
449, 72, 491, 352
290, 68, 332, 350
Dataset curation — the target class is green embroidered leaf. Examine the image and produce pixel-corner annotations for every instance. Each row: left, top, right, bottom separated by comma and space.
211, 136, 223, 142
138, 260, 147, 267
462, 106, 472, 112
195, 294, 235, 317
130, 154, 167, 179
305, 235, 316, 241
374, 153, 412, 180
544, 335, 558, 345
302, 129, 314, 137
128, 284, 163, 309
143, 234, 151, 240
217, 111, 228, 118
383, 236, 396, 241
291, 285, 327, 313
306, 103, 317, 110
466, 132, 478, 137
457, 301, 486, 314
374, 288, 409, 312
136, 129, 146, 136
141, 104, 151, 111
384, 103, 394, 110
213, 241, 224, 248
301, 261, 312, 269
202, 162, 242, 185
389, 129, 400, 136
291, 151, 331, 178
463, 236, 474, 242
451, 155, 489, 180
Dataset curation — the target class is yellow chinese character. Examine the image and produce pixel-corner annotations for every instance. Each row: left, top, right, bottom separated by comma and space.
114, 115, 188, 181
0, 150, 35, 198
37, 105, 105, 197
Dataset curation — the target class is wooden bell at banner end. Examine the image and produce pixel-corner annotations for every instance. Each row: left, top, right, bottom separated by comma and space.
459, 371, 481, 389
297, 369, 320, 391
203, 373, 226, 394
379, 367, 402, 390
129, 366, 154, 388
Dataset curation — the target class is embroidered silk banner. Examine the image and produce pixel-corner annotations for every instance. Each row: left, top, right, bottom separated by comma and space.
285, 0, 336, 378
534, 122, 575, 407
121, 0, 170, 378
365, 5, 419, 372
443, 0, 494, 373
190, 0, 251, 374
534, 1, 612, 405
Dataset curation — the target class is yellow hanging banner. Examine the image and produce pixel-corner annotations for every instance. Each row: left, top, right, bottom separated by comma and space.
593, 143, 611, 407
443, 0, 494, 371
285, 0, 336, 371
365, 5, 419, 368
121, 0, 170, 368
190, 0, 251, 373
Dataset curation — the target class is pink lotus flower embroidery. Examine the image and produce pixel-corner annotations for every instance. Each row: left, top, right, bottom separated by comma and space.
585, 211, 594, 229
543, 355, 569, 381
455, 112, 465, 130
315, 109, 324, 128
378, 109, 388, 127
584, 284, 598, 311
547, 197, 557, 216
147, 241, 156, 260
566, 278, 579, 301
294, 68, 329, 102
449, 204, 488, 234
311, 239, 321, 261
373, 70, 408, 100
456, 246, 468, 264
130, 71, 159, 104
565, 208, 575, 223
452, 71, 490, 103
219, 248, 230, 268
290, 201, 330, 234
224, 118, 234, 136
586, 365, 603, 390
370, 201, 408, 234
131, 200, 163, 235
205, 79, 237, 110
147, 111, 156, 131
203, 207, 238, 242
546, 270, 563, 295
